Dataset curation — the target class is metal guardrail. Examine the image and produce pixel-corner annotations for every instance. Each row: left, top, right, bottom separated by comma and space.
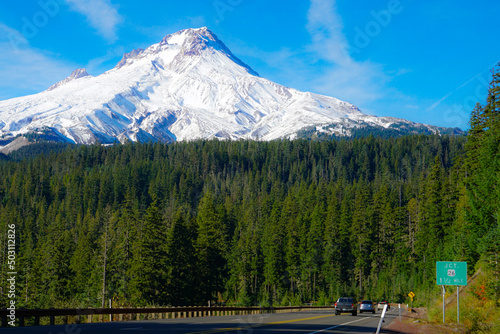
1, 305, 335, 327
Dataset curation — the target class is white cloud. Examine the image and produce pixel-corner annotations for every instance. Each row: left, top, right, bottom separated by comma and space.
0, 23, 29, 47
305, 0, 390, 106
303, 0, 475, 129
312, 61, 388, 104
65, 0, 123, 42
0, 23, 75, 100
306, 0, 351, 66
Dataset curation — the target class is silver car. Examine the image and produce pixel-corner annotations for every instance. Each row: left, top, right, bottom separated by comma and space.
360, 300, 375, 314
377, 301, 390, 310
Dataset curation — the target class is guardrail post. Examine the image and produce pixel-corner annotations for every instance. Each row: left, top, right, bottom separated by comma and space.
49, 315, 55, 326
34, 314, 40, 326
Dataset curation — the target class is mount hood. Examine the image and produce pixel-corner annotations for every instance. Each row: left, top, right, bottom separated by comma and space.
0, 27, 461, 147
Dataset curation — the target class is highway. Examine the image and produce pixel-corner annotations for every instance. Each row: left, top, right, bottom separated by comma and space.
1, 308, 401, 334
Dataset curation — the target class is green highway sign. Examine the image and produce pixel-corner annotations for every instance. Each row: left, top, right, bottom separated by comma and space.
436, 261, 467, 286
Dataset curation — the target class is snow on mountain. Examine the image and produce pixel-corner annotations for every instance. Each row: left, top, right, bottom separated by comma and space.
47, 68, 92, 91
0, 27, 461, 147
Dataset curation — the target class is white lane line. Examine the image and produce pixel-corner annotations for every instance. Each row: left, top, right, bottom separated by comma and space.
307, 317, 369, 334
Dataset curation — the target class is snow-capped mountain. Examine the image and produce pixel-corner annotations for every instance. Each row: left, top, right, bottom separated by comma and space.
0, 27, 461, 148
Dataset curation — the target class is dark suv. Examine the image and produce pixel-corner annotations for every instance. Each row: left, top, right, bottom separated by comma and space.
334, 297, 357, 316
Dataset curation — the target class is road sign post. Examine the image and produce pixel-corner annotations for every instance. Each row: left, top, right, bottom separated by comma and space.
442, 285, 445, 323
436, 261, 467, 324
408, 291, 415, 310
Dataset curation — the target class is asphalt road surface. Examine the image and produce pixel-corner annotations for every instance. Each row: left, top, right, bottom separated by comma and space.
2, 308, 400, 334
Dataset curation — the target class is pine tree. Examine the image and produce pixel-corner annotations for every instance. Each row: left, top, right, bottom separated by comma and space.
129, 198, 168, 305
465, 63, 500, 296
70, 211, 100, 306
195, 191, 228, 303
305, 202, 326, 300
350, 183, 373, 297
261, 201, 285, 304
165, 208, 198, 306
465, 63, 500, 265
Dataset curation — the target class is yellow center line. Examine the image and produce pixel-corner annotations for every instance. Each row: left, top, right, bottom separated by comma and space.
186, 314, 336, 334
266, 314, 336, 325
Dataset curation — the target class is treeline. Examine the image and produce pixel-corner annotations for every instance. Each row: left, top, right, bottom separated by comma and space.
0, 134, 470, 307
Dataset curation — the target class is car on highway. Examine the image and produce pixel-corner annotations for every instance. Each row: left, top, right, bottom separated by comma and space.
377, 301, 390, 310
359, 300, 375, 314
334, 297, 357, 316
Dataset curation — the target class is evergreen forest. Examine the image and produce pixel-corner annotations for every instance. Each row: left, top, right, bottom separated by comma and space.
0, 66, 499, 310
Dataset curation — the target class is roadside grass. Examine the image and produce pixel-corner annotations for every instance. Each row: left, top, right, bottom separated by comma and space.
427, 266, 499, 333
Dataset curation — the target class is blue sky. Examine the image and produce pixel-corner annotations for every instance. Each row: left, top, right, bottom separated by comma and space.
1, 0, 499, 129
